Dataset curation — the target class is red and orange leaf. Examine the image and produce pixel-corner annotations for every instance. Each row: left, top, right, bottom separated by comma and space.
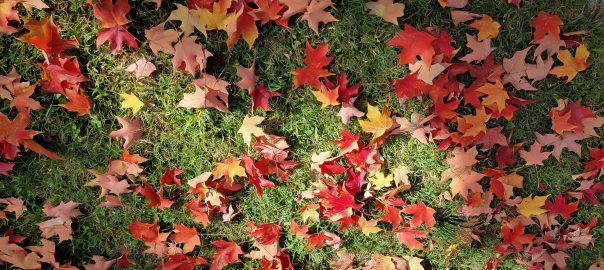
388, 24, 437, 66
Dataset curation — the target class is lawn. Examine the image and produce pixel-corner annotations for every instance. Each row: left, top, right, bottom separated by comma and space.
1, 0, 603, 269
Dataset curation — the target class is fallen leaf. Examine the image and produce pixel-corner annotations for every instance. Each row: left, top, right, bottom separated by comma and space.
119, 92, 144, 113
364, 0, 405, 25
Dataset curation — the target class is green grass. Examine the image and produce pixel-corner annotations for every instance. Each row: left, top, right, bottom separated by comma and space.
1, 0, 603, 269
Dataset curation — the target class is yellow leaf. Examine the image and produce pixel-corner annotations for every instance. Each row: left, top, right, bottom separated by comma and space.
358, 104, 394, 142
120, 93, 144, 113
549, 44, 590, 82
213, 158, 246, 183
403, 255, 424, 270
300, 204, 320, 223
198, 2, 236, 31
516, 194, 549, 217
369, 171, 393, 190
237, 115, 266, 146
476, 80, 509, 113
358, 215, 382, 236
167, 3, 206, 36
311, 84, 339, 108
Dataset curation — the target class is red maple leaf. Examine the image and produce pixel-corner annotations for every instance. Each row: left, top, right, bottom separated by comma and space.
211, 240, 243, 270
544, 194, 579, 218
38, 56, 89, 95
128, 220, 160, 242
248, 221, 281, 245
171, 224, 201, 254
530, 11, 563, 42
402, 201, 436, 228
499, 221, 535, 251
140, 181, 173, 210
19, 16, 77, 56
241, 155, 275, 197
388, 24, 437, 66
92, 0, 138, 54
306, 233, 333, 250
395, 227, 427, 250
291, 41, 334, 89
161, 167, 183, 186
250, 85, 281, 113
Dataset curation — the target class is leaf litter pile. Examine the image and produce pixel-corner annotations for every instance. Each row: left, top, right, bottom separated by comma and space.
1, 0, 603, 269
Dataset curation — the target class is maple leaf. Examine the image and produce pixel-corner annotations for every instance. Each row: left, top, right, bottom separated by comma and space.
119, 92, 144, 113
248, 221, 281, 245
300, 203, 320, 222
161, 167, 183, 186
516, 194, 549, 217
357, 215, 382, 236
536, 132, 586, 160
140, 181, 174, 210
291, 41, 334, 89
358, 104, 394, 143
83, 256, 116, 270
280, 0, 309, 22
0, 197, 26, 219
457, 108, 491, 138
369, 171, 393, 190
60, 89, 92, 116
178, 74, 230, 112
244, 239, 279, 261
451, 10, 481, 26
448, 170, 484, 199
38, 201, 81, 242
395, 113, 434, 145
211, 240, 243, 270
460, 34, 493, 63
235, 64, 258, 93
301, 0, 338, 34
549, 44, 590, 82
469, 15, 500, 41
252, 0, 285, 24
145, 23, 180, 55
312, 84, 339, 108
108, 116, 141, 149
530, 11, 563, 42
38, 55, 89, 94
338, 102, 365, 124
395, 227, 427, 250
331, 250, 354, 270
251, 85, 281, 112
10, 84, 43, 113
306, 232, 333, 249
388, 24, 437, 66
402, 201, 436, 228
226, 7, 259, 48
238, 115, 267, 146
125, 58, 156, 79
19, 16, 77, 56
519, 142, 551, 166
213, 157, 246, 183
476, 80, 509, 113
499, 221, 534, 250
198, 2, 236, 31
92, 0, 138, 54
167, 3, 205, 36
501, 47, 538, 91
364, 0, 405, 25
172, 36, 213, 76
544, 194, 579, 218
171, 224, 201, 254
